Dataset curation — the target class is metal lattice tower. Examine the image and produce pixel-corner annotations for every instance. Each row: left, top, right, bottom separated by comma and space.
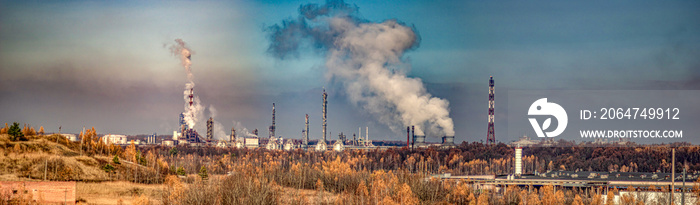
322, 89, 327, 144
269, 103, 276, 138
304, 114, 309, 147
487, 76, 496, 144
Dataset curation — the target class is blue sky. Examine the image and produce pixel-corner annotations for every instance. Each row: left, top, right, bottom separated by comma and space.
1, 0, 699, 143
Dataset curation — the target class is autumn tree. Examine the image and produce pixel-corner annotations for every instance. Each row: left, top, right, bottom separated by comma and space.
0, 123, 8, 134
38, 126, 44, 135
22, 124, 36, 136
606, 188, 617, 205
124, 141, 137, 162
477, 191, 490, 205
394, 183, 418, 205
590, 190, 603, 205
572, 194, 584, 205
620, 186, 636, 205
316, 179, 325, 203
541, 184, 560, 205
503, 185, 520, 204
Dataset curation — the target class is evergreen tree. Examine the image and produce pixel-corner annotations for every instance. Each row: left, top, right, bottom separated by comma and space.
176, 166, 186, 176
198, 165, 208, 180
113, 155, 121, 164
8, 122, 24, 141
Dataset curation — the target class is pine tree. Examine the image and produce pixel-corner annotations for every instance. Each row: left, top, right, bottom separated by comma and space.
38, 126, 44, 135
198, 165, 208, 180
113, 155, 121, 164
8, 122, 23, 141
176, 166, 186, 176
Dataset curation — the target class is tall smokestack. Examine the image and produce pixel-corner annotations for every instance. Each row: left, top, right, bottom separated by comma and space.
304, 114, 309, 147
170, 39, 204, 133
407, 126, 410, 148
359, 127, 362, 141
322, 89, 327, 144
189, 88, 194, 107
270, 103, 276, 139
366, 126, 368, 142
411, 125, 415, 148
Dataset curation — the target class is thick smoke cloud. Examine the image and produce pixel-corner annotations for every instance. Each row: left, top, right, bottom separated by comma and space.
267, 0, 454, 136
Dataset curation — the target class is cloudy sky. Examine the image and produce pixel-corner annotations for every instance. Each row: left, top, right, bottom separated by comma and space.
1, 0, 699, 143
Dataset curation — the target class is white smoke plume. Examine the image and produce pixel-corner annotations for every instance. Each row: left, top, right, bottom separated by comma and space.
232, 121, 256, 138
267, 0, 454, 137
169, 39, 242, 141
170, 39, 203, 130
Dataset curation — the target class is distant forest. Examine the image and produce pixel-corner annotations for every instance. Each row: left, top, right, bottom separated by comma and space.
149, 142, 700, 177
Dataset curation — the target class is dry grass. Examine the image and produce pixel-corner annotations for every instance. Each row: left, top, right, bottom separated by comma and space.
0, 134, 113, 182
77, 181, 162, 205
279, 186, 337, 205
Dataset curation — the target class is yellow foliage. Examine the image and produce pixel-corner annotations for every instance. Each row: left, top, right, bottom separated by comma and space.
132, 194, 152, 205
394, 183, 418, 205
606, 188, 616, 205
477, 191, 490, 205
572, 194, 584, 205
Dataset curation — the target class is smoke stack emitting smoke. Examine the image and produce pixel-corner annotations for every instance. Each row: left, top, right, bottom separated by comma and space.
170, 39, 203, 131
169, 39, 232, 140
267, 0, 454, 137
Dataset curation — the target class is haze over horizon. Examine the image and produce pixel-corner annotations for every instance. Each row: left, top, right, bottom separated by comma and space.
1, 0, 699, 144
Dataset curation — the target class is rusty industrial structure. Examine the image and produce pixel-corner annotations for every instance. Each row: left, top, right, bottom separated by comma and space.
207, 117, 213, 141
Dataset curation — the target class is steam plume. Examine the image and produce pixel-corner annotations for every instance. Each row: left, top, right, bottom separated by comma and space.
267, 0, 454, 136
170, 39, 203, 130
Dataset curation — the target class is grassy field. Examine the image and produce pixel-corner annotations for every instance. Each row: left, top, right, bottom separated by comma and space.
76, 181, 162, 205
74, 180, 338, 205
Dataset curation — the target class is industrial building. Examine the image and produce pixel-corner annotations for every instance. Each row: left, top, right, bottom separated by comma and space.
61, 134, 78, 142
102, 134, 127, 145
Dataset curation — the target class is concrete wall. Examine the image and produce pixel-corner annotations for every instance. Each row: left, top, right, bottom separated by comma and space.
0, 181, 76, 204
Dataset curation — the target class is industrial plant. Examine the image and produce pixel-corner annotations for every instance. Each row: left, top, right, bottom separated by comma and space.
102, 77, 498, 150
